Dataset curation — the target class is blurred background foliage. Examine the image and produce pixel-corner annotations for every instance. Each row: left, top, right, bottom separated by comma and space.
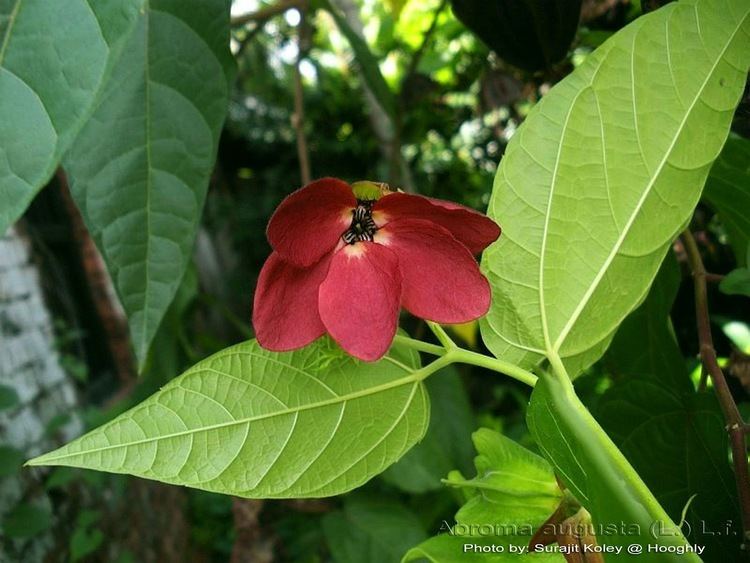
1, 0, 749, 561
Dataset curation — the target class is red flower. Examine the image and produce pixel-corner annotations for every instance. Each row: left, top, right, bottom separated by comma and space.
252, 178, 501, 361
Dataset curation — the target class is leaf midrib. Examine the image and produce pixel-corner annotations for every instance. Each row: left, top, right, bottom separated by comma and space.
28, 372, 422, 465
140, 2, 153, 364
0, 0, 21, 66
546, 6, 749, 356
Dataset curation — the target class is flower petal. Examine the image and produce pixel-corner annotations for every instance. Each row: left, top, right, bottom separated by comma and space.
376, 219, 491, 323
253, 252, 330, 351
318, 243, 402, 361
267, 177, 356, 267
373, 192, 501, 254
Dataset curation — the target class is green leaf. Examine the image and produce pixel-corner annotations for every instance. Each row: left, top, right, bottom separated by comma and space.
599, 255, 740, 557
720, 267, 750, 297
71, 510, 104, 562
64, 0, 234, 368
703, 136, 750, 265
451, 0, 582, 72
27, 339, 430, 498
0, 445, 24, 477
385, 0, 409, 22
382, 367, 475, 493
402, 534, 564, 562
719, 319, 750, 353
0, 383, 19, 411
528, 374, 698, 562
480, 0, 750, 376
0, 0, 142, 232
1, 503, 52, 538
323, 495, 428, 563
444, 429, 562, 529
404, 430, 564, 563
319, 0, 397, 118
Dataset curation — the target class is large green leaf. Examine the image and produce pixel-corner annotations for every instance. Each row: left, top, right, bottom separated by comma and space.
480, 0, 750, 376
382, 367, 475, 493
703, 136, 750, 265
64, 0, 234, 368
528, 374, 698, 563
451, 0, 582, 72
27, 339, 430, 498
0, 0, 142, 232
598, 256, 739, 557
323, 495, 428, 563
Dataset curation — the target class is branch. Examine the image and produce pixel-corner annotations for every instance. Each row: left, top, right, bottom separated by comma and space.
291, 10, 311, 184
682, 229, 750, 548
401, 0, 448, 90
231, 0, 304, 27
329, 0, 415, 191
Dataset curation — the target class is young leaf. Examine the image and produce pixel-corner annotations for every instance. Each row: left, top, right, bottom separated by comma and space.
599, 255, 739, 557
64, 0, 234, 369
444, 429, 562, 529
382, 367, 475, 494
322, 495, 428, 563
703, 136, 750, 266
480, 0, 750, 376
27, 339, 430, 499
0, 0, 142, 233
404, 430, 565, 563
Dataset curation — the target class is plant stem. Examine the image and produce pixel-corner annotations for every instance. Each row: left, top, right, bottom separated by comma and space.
682, 229, 750, 547
292, 10, 311, 185
393, 332, 537, 387
231, 0, 303, 27
427, 321, 457, 349
392, 334, 446, 356
450, 348, 537, 387
400, 0, 447, 92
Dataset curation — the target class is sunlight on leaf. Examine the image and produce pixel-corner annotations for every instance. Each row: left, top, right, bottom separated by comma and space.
481, 0, 750, 376
27, 339, 430, 498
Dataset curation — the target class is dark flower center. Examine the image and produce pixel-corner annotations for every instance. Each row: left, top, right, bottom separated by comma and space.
342, 200, 378, 244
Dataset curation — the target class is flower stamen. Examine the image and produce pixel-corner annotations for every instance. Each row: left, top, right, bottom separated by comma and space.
343, 200, 378, 244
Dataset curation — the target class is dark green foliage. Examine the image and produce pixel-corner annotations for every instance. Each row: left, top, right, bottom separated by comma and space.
451, 0, 582, 71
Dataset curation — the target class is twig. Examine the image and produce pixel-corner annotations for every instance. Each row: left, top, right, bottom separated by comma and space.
705, 272, 725, 284
56, 170, 137, 390
292, 9, 311, 184
682, 229, 750, 549
401, 0, 448, 91
231, 0, 303, 27
330, 0, 415, 191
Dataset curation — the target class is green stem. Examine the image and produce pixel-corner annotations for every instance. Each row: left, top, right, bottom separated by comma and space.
393, 332, 537, 387
426, 321, 457, 349
412, 353, 454, 381
451, 348, 537, 387
392, 334, 446, 356
546, 352, 692, 547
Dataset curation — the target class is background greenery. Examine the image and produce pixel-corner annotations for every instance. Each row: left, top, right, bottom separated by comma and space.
1, 0, 749, 561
